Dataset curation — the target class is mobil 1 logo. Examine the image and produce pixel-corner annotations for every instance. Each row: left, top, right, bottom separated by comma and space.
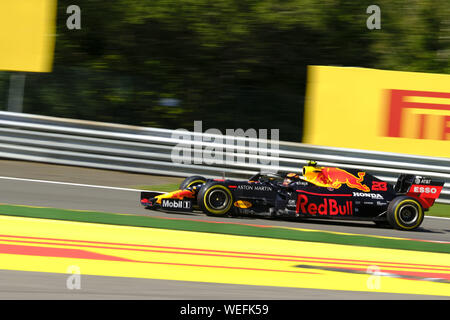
161, 199, 192, 211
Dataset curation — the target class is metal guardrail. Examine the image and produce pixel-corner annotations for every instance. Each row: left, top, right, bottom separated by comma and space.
0, 111, 449, 204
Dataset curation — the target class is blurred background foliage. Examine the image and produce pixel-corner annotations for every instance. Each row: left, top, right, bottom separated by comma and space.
1, 0, 448, 141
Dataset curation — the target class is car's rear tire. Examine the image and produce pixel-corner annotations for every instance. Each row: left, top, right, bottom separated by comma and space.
179, 176, 206, 190
197, 183, 233, 216
387, 196, 424, 230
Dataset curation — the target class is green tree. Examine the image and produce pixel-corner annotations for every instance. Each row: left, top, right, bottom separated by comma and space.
0, 0, 446, 141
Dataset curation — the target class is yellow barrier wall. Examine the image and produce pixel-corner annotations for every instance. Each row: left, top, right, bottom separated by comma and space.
0, 0, 57, 72
304, 66, 450, 158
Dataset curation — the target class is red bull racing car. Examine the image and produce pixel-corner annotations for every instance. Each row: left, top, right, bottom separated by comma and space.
140, 162, 444, 231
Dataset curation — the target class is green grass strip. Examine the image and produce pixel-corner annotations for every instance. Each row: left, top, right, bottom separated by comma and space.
0, 204, 448, 254
427, 203, 450, 218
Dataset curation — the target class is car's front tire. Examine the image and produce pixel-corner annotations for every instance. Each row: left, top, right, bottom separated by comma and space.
197, 183, 233, 216
387, 196, 424, 230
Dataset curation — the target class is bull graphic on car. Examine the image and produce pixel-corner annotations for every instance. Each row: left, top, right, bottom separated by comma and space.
303, 166, 370, 192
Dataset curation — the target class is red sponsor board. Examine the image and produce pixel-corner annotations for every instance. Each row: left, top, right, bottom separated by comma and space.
296, 194, 353, 216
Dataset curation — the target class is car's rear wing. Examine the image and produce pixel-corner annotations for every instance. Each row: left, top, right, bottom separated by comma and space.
395, 174, 444, 209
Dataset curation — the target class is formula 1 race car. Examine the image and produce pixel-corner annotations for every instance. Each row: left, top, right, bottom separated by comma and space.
140, 162, 444, 230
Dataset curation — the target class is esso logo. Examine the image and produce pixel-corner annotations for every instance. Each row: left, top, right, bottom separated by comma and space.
413, 186, 437, 194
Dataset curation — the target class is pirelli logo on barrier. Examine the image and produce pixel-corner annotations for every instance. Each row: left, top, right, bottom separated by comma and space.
304, 66, 450, 158
386, 89, 450, 141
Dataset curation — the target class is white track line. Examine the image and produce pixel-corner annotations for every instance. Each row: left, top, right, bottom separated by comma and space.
0, 175, 448, 220
424, 215, 450, 220
0, 176, 143, 192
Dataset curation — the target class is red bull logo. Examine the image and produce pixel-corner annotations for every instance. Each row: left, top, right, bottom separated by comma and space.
303, 166, 370, 192
296, 194, 353, 216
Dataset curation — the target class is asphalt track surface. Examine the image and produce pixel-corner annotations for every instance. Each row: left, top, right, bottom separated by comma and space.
0, 270, 446, 300
0, 160, 449, 242
0, 160, 449, 300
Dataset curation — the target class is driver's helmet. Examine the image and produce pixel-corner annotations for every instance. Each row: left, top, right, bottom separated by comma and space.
283, 172, 300, 186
